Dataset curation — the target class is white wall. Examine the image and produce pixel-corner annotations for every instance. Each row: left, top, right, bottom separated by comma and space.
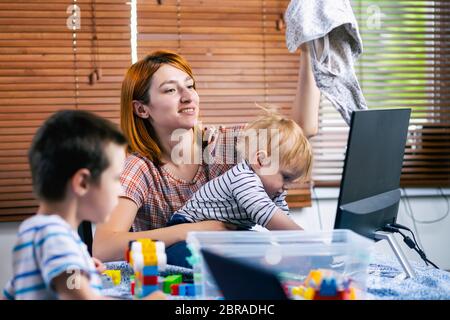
0, 188, 449, 291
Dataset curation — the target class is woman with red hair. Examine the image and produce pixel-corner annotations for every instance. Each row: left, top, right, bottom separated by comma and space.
93, 45, 319, 267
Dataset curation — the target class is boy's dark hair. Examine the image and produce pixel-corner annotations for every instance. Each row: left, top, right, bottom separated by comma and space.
29, 110, 127, 201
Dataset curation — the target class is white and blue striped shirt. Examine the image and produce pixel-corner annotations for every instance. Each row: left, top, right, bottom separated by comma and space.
3, 214, 102, 300
173, 160, 290, 229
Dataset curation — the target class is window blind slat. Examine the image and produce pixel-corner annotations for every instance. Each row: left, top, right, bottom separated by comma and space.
0, 0, 131, 221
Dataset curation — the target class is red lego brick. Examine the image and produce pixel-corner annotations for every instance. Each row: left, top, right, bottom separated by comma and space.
171, 283, 180, 295
143, 275, 158, 285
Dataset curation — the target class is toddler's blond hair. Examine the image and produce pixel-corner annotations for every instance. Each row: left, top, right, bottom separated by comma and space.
237, 105, 312, 183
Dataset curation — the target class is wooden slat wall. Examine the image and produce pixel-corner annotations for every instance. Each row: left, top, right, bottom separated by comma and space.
137, 0, 311, 207
0, 0, 131, 221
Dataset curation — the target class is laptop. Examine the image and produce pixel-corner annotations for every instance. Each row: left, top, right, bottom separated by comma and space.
201, 249, 289, 300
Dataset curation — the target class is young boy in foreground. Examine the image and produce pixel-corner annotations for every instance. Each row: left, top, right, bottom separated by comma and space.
3, 110, 164, 300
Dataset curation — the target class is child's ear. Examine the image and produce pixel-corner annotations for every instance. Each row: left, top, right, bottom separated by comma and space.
256, 150, 271, 168
71, 168, 91, 197
132, 101, 151, 119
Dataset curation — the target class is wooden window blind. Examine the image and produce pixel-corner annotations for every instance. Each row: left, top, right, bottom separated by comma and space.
311, 0, 450, 187
137, 0, 311, 207
5, 1, 446, 221
0, 0, 131, 221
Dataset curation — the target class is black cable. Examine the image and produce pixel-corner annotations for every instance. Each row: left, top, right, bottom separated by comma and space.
383, 225, 428, 266
383, 224, 440, 269
394, 224, 440, 269
390, 222, 432, 266
389, 223, 422, 254
397, 230, 430, 267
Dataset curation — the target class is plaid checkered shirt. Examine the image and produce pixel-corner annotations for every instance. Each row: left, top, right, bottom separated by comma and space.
120, 125, 244, 231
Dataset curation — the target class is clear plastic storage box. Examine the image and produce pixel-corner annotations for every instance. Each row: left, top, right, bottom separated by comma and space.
186, 230, 374, 299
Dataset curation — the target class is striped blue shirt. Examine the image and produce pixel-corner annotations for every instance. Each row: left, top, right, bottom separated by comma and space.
3, 215, 102, 300
172, 160, 290, 229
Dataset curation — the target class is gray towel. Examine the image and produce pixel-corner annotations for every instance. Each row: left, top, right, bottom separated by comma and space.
285, 0, 367, 125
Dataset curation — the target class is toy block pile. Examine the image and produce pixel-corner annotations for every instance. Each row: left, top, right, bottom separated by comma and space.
162, 274, 198, 297
124, 238, 201, 299
288, 269, 357, 300
125, 238, 167, 298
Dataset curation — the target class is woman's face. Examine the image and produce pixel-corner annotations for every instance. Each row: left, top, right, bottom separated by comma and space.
147, 64, 199, 133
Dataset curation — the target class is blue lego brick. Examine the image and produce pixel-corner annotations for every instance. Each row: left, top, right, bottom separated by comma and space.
185, 283, 196, 296
319, 278, 338, 296
142, 285, 159, 296
178, 284, 187, 296
143, 265, 158, 276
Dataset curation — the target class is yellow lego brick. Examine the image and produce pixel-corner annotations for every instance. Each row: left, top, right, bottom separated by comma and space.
349, 287, 357, 300
137, 238, 153, 245
137, 239, 156, 250
143, 248, 156, 256
143, 243, 156, 250
304, 287, 315, 300
305, 269, 323, 288
292, 286, 305, 297
310, 270, 323, 285
142, 241, 156, 248
143, 254, 158, 266
102, 270, 121, 286
141, 246, 157, 255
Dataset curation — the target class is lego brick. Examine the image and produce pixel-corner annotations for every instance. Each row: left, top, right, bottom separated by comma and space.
143, 275, 158, 285
143, 254, 158, 266
102, 270, 121, 286
137, 238, 154, 246
163, 274, 182, 294
142, 285, 159, 297
319, 278, 337, 296
143, 265, 158, 275
170, 283, 180, 295
185, 283, 196, 296
178, 284, 187, 296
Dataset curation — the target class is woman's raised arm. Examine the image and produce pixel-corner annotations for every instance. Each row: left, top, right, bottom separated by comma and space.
292, 43, 321, 138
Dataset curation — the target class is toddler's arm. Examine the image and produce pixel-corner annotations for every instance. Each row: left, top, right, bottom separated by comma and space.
265, 208, 303, 230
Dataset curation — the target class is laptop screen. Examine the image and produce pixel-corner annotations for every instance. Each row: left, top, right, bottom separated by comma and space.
201, 249, 289, 300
